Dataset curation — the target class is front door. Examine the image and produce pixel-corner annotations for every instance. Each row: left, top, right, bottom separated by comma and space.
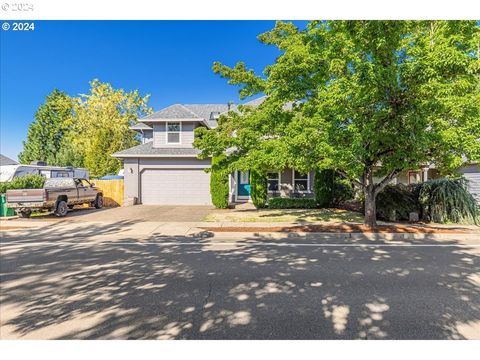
237, 171, 251, 198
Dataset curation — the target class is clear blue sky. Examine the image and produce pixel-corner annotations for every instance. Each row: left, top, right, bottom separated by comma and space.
1, 21, 304, 161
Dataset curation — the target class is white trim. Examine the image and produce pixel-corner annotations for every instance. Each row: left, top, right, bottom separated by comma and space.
292, 168, 311, 193
166, 121, 182, 144
267, 171, 281, 194
235, 170, 250, 200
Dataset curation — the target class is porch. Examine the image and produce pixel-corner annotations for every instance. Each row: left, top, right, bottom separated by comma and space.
229, 168, 315, 203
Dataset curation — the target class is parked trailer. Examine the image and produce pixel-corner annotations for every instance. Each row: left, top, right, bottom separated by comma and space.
0, 164, 89, 182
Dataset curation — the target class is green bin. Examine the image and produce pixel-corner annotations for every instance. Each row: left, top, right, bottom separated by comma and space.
0, 194, 15, 217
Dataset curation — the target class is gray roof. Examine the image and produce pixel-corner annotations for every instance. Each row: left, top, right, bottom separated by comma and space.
142, 104, 200, 120
136, 96, 267, 128
0, 154, 18, 166
129, 122, 153, 130
112, 142, 202, 158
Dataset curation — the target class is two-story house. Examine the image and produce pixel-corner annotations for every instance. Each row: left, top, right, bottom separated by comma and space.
113, 99, 480, 206
112, 99, 315, 205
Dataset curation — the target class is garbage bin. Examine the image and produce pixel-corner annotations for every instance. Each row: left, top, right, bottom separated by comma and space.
0, 194, 15, 217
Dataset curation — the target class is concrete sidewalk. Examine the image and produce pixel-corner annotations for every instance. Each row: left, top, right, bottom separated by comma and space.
1, 218, 479, 243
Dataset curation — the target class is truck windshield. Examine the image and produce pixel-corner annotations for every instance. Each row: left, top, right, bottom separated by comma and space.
44, 178, 75, 188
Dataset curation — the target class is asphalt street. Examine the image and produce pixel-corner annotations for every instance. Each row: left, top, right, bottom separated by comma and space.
1, 231, 479, 339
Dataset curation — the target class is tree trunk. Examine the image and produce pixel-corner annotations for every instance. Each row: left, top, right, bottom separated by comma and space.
364, 187, 377, 228
363, 169, 377, 228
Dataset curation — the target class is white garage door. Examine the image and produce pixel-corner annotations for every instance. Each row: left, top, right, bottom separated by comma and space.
140, 169, 211, 205
464, 173, 480, 203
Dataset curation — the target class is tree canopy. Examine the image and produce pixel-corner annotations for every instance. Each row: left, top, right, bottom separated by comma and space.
194, 20, 480, 226
19, 89, 75, 165
19, 80, 152, 178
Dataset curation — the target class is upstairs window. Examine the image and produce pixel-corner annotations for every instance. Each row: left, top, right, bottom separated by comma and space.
166, 122, 181, 144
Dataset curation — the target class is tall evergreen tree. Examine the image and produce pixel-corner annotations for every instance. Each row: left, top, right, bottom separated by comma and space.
19, 89, 74, 165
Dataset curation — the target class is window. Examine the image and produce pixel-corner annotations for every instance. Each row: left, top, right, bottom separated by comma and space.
293, 170, 309, 192
267, 172, 280, 192
166, 122, 181, 144
408, 171, 422, 185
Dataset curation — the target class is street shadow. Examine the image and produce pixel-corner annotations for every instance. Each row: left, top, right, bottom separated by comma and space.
0, 223, 479, 339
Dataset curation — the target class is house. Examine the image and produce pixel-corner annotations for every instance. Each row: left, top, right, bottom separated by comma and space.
112, 100, 314, 205
375, 163, 480, 203
113, 101, 479, 206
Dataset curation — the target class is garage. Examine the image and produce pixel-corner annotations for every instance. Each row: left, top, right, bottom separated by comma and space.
140, 168, 211, 205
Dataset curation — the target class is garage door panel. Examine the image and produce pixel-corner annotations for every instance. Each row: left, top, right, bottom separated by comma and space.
141, 169, 212, 205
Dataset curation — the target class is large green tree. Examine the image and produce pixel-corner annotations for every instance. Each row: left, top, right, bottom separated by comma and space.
195, 21, 480, 227
19, 89, 75, 165
71, 79, 152, 177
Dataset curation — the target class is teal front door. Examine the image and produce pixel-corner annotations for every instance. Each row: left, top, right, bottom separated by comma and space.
237, 171, 250, 197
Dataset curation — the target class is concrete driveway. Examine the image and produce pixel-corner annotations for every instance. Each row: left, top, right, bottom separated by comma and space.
23, 205, 215, 223
1, 224, 479, 340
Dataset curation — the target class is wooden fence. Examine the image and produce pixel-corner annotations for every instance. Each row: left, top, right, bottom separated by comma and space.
93, 179, 124, 207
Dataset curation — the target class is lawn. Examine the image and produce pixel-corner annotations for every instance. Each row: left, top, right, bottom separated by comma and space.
203, 207, 364, 223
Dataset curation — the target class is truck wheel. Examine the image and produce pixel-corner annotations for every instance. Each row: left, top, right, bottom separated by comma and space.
94, 194, 104, 209
55, 201, 69, 217
17, 210, 32, 218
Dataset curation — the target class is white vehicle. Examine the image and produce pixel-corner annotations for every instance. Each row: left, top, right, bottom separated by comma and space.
0, 164, 89, 182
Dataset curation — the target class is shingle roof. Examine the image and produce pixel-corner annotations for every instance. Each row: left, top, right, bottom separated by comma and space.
0, 154, 18, 166
142, 104, 200, 120
129, 122, 153, 130
112, 142, 202, 158
136, 96, 267, 128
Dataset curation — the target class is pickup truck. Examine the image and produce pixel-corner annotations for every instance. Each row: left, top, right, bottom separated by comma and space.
6, 177, 103, 218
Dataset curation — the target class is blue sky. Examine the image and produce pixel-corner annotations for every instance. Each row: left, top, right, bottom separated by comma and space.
1, 21, 304, 161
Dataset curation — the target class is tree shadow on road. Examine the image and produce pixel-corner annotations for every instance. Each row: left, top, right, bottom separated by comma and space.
1, 224, 479, 339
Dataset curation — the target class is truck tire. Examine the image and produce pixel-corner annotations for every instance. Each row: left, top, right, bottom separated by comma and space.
55, 200, 69, 217
17, 210, 32, 218
94, 194, 104, 209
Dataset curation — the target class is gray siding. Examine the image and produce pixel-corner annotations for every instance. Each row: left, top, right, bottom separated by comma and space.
123, 157, 212, 205
152, 122, 199, 148
459, 164, 480, 203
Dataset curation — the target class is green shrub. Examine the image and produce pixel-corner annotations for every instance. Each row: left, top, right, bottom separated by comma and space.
250, 170, 268, 208
314, 169, 354, 207
0, 174, 45, 194
268, 197, 317, 209
417, 178, 478, 224
210, 156, 229, 209
376, 184, 419, 221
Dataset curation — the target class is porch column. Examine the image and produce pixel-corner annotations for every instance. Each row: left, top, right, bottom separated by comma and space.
422, 167, 429, 182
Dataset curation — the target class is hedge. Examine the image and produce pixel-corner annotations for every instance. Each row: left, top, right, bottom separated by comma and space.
376, 184, 419, 221
250, 170, 268, 208
210, 156, 229, 209
268, 197, 317, 209
0, 174, 45, 194
314, 169, 354, 208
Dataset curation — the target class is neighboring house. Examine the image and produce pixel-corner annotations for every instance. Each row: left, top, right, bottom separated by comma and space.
374, 163, 480, 203
0, 154, 18, 166
112, 100, 314, 205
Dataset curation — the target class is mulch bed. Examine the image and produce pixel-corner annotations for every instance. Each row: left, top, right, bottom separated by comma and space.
201, 223, 478, 234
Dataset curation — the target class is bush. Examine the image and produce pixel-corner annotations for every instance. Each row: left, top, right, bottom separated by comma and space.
314, 169, 354, 207
250, 170, 268, 208
268, 197, 317, 209
376, 184, 419, 221
210, 156, 229, 209
0, 174, 45, 194
417, 178, 478, 224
